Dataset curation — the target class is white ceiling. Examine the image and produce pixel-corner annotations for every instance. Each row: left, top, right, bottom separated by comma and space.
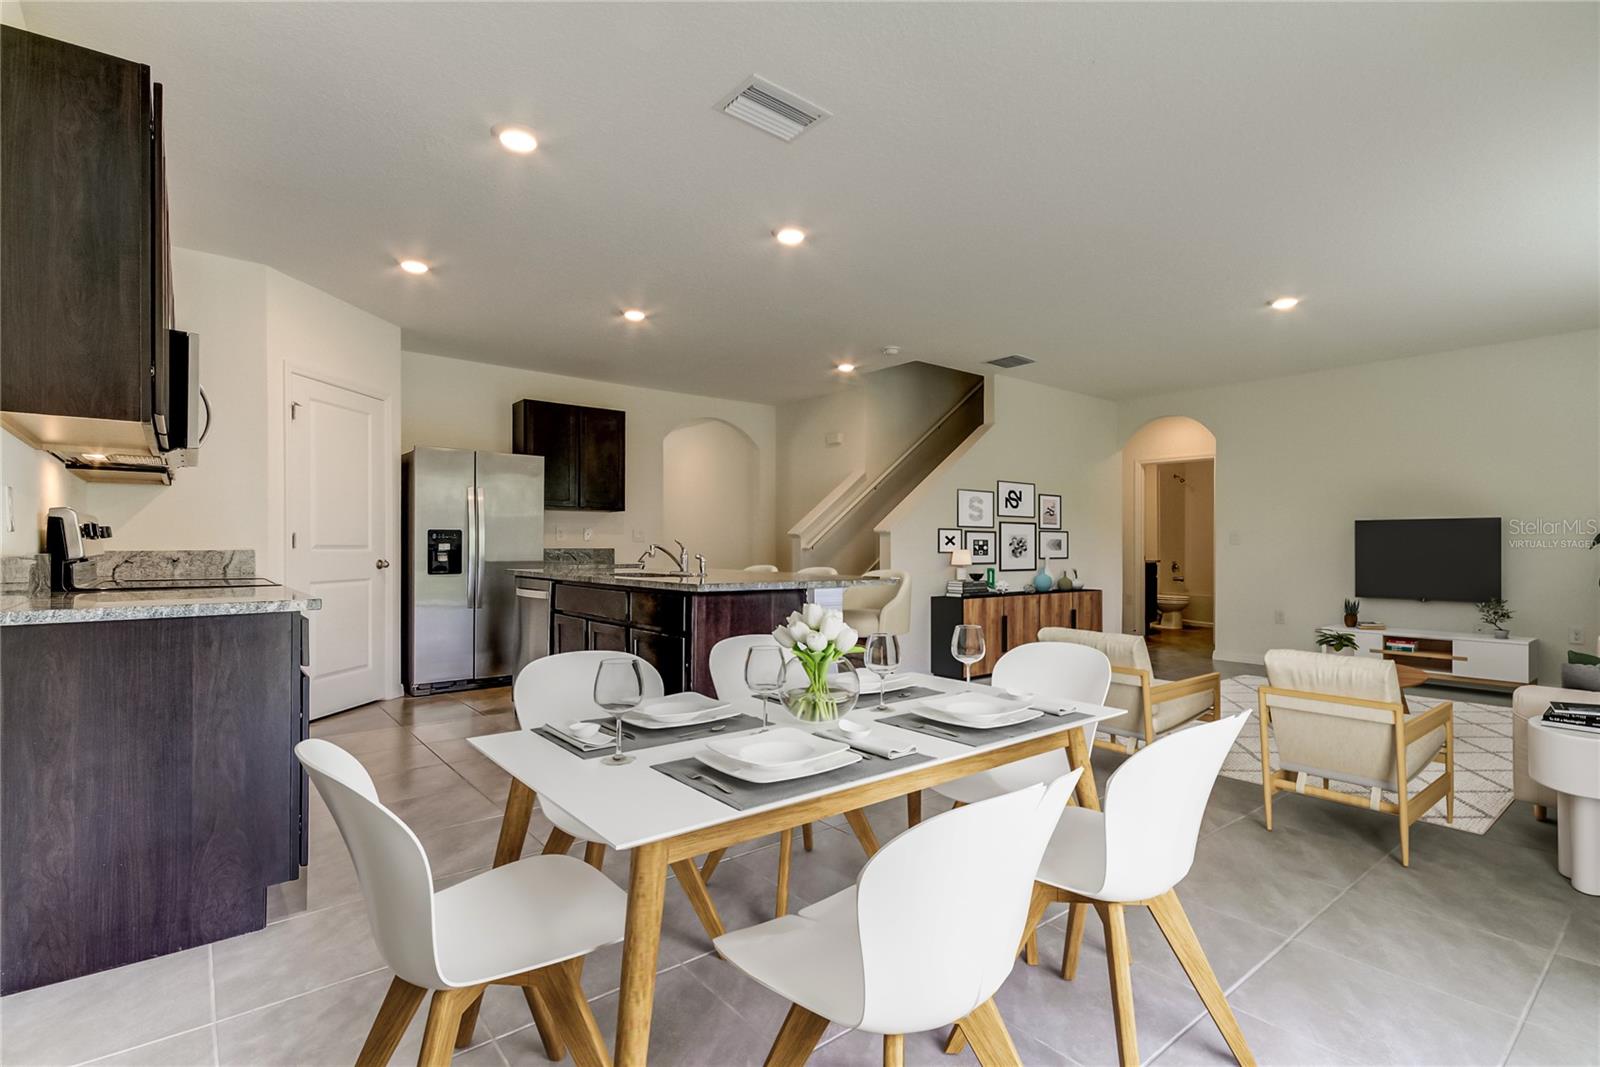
22, 2, 1598, 404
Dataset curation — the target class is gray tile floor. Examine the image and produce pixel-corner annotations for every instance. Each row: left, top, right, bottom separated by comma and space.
3, 679, 1595, 1067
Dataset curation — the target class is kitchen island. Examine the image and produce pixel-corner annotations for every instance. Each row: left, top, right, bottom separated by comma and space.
511, 566, 888, 695
0, 584, 319, 993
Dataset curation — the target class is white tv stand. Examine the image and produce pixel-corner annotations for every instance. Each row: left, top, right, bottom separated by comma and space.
1321, 625, 1538, 691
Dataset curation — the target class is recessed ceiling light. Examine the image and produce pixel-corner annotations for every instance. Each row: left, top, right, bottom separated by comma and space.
399, 259, 430, 275
492, 124, 538, 155
774, 227, 807, 246
835, 362, 856, 374
621, 308, 648, 323
1268, 296, 1300, 311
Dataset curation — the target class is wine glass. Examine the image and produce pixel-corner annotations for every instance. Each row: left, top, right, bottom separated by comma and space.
951, 624, 986, 683
745, 643, 787, 730
594, 658, 644, 765
863, 633, 901, 711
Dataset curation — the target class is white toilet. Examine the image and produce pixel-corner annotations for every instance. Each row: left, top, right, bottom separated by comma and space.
1156, 591, 1190, 631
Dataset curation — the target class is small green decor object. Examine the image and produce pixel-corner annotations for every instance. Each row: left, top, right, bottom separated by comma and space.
1315, 628, 1359, 654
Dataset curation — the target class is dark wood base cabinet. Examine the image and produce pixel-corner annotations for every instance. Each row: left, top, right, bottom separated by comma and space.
549, 582, 802, 696
929, 589, 1104, 679
0, 612, 308, 994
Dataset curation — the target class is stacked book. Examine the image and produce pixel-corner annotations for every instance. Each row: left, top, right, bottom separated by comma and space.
1543, 701, 1600, 734
946, 579, 990, 596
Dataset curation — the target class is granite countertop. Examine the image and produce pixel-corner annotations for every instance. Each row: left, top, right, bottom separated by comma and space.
510, 565, 892, 593
0, 584, 322, 626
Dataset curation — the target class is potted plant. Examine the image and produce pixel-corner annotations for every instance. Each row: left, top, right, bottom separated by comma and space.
1476, 596, 1514, 638
772, 605, 864, 723
1343, 598, 1360, 627
1315, 628, 1360, 655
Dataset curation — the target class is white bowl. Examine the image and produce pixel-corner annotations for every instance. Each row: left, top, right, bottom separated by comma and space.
565, 720, 601, 740
837, 719, 872, 738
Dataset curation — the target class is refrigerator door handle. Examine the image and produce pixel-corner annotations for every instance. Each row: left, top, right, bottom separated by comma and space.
465, 485, 479, 606
474, 486, 488, 609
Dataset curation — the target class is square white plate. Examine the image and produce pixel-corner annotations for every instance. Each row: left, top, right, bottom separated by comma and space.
631, 692, 729, 723
706, 726, 848, 769
621, 704, 740, 730
910, 704, 1043, 730
694, 747, 863, 784
857, 675, 916, 695
918, 690, 1035, 721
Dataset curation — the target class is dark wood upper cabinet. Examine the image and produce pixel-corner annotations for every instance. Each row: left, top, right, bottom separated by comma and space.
512, 399, 626, 511
1, 26, 164, 423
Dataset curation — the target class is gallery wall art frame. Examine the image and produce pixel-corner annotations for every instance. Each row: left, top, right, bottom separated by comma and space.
1039, 494, 1062, 530
965, 529, 996, 565
957, 488, 995, 529
1041, 531, 1069, 559
997, 480, 1036, 520
937, 528, 962, 553
999, 521, 1038, 572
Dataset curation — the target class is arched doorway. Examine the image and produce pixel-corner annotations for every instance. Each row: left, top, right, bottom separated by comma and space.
1121, 417, 1218, 664
662, 418, 762, 569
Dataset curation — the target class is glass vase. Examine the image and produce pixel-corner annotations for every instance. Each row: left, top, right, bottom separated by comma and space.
781, 656, 860, 727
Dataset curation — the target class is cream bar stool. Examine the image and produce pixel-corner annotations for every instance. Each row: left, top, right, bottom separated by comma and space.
716, 772, 1081, 1067
297, 740, 623, 1067
842, 568, 912, 637
793, 565, 839, 578
959, 713, 1255, 1067
744, 564, 780, 573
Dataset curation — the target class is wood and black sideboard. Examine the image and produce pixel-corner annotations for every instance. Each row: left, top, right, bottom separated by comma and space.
930, 588, 1103, 679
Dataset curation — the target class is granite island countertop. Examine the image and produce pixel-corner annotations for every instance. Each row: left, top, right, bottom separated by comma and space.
0, 584, 322, 626
509, 565, 892, 593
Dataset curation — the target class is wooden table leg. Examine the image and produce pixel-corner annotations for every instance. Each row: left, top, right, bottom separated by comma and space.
906, 791, 922, 827
1066, 727, 1101, 811
584, 840, 606, 871
616, 840, 670, 1067
493, 780, 535, 868
844, 809, 881, 857
670, 858, 726, 940
699, 847, 726, 882
776, 828, 793, 917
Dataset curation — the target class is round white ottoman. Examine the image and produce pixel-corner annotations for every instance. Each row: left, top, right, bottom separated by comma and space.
1527, 718, 1600, 895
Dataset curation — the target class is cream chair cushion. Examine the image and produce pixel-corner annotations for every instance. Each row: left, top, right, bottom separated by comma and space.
842, 569, 910, 636
1262, 649, 1444, 791
1037, 627, 1213, 739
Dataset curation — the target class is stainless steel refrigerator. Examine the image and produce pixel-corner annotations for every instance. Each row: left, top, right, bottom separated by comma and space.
402, 447, 544, 695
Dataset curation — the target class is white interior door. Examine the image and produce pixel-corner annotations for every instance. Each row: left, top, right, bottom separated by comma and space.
287, 373, 388, 717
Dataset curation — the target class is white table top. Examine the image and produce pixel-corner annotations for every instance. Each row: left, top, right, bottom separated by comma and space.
469, 673, 1118, 852
1528, 718, 1600, 799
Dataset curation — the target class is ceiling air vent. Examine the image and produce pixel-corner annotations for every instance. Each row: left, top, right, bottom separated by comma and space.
719, 76, 829, 142
986, 354, 1036, 369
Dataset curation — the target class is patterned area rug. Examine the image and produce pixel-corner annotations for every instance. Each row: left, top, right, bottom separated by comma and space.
1208, 675, 1513, 835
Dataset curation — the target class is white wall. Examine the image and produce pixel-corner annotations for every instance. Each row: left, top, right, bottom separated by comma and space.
879, 374, 1123, 673
663, 419, 762, 568
1119, 329, 1600, 682
1, 428, 87, 557
401, 350, 778, 562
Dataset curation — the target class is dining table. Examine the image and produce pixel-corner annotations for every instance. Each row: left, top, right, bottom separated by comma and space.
469, 671, 1119, 1066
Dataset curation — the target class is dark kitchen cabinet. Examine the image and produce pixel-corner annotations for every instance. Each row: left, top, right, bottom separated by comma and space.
631, 630, 687, 693
1, 26, 166, 423
588, 621, 629, 652
512, 400, 626, 511
553, 613, 588, 655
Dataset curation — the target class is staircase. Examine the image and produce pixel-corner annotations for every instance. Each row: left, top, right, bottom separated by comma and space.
789, 373, 984, 572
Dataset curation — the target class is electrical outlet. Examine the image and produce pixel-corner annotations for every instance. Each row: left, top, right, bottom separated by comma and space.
1229, 530, 1242, 546
824, 431, 844, 447
554, 526, 567, 541
582, 527, 594, 542
1273, 609, 1286, 625
1572, 628, 1586, 645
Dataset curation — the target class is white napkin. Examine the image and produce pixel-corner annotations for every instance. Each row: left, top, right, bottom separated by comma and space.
548, 721, 610, 749
825, 729, 918, 759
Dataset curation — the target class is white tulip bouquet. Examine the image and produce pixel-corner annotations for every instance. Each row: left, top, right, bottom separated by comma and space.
772, 603, 863, 721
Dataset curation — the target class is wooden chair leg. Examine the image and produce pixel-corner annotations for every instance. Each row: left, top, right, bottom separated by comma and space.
1534, 803, 1550, 823
763, 1003, 830, 1067
1097, 902, 1138, 1067
417, 986, 483, 1067
543, 829, 576, 857
521, 986, 566, 1062
943, 1026, 969, 1056
670, 858, 727, 940
776, 828, 793, 918
1062, 901, 1086, 981
584, 841, 606, 871
883, 1033, 904, 1067
958, 998, 1021, 1067
700, 847, 727, 882
1148, 891, 1255, 1067
802, 823, 814, 851
906, 791, 922, 827
844, 809, 881, 857
1257, 699, 1274, 831
528, 961, 611, 1067
493, 781, 536, 868
356, 976, 426, 1067
1018, 882, 1050, 966
453, 991, 484, 1050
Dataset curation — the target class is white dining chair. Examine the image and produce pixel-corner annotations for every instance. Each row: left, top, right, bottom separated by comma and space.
510, 651, 665, 871
714, 771, 1082, 1067
792, 565, 839, 578
296, 739, 623, 1067
743, 564, 781, 573
994, 713, 1255, 1067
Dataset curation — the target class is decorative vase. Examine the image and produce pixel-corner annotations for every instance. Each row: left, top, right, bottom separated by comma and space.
1493, 628, 1510, 639
1032, 568, 1054, 592
1056, 572, 1073, 591
1343, 613, 1358, 627
781, 656, 860, 727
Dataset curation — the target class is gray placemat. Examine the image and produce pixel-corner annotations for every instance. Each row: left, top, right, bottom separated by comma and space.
654, 750, 934, 810
867, 684, 945, 706
536, 714, 765, 759
878, 709, 1092, 748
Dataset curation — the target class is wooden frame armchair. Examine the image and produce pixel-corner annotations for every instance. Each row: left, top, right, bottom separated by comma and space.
1259, 649, 1454, 866
1038, 628, 1220, 753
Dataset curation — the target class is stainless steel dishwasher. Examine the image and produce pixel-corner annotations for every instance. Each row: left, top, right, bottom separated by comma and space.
514, 577, 552, 678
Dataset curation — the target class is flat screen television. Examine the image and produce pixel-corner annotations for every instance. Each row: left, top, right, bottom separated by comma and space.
1354, 518, 1501, 602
